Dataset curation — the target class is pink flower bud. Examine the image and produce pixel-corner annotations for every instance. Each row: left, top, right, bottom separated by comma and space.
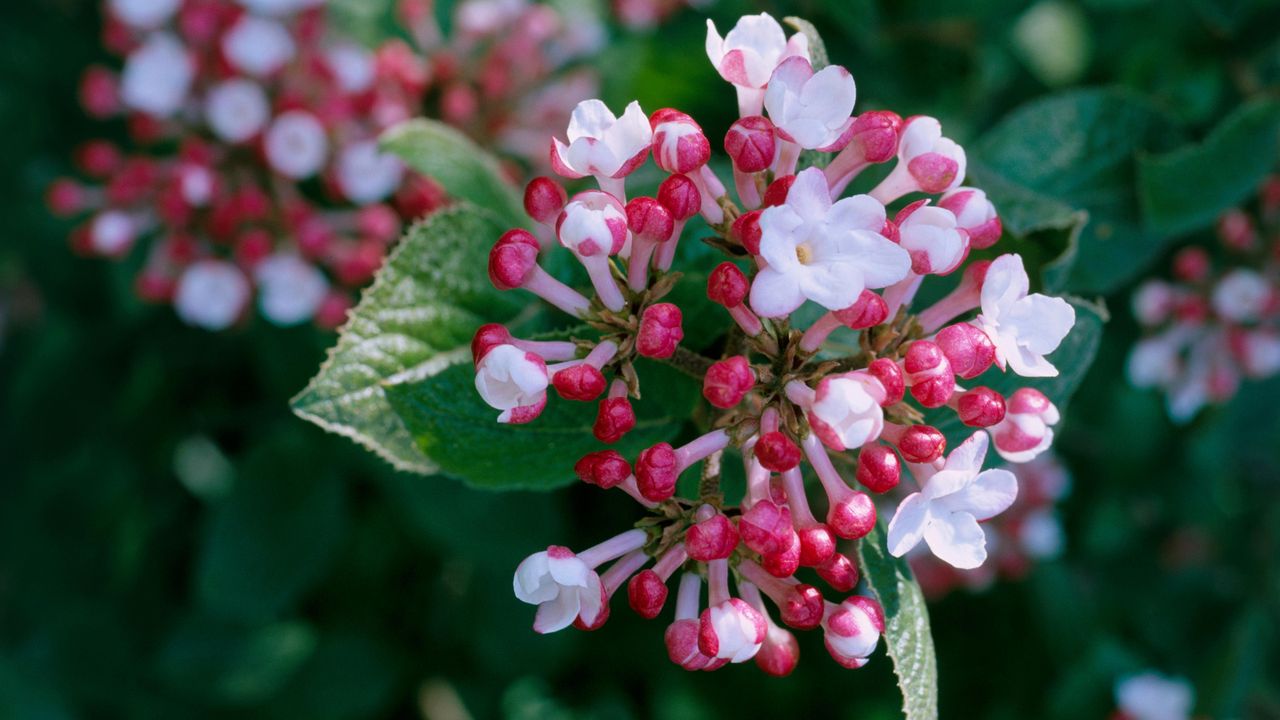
990, 388, 1059, 462
824, 596, 883, 668
657, 173, 701, 220
755, 431, 801, 472
553, 364, 607, 401
557, 190, 629, 257
755, 626, 800, 677
636, 442, 679, 501
779, 584, 825, 630
935, 323, 996, 379
1217, 209, 1256, 251
626, 196, 675, 243
957, 387, 1006, 427
762, 531, 802, 578
707, 262, 750, 308
762, 175, 795, 207
489, 228, 541, 290
1173, 246, 1211, 283
666, 618, 721, 670
904, 340, 956, 408
855, 444, 900, 493
628, 570, 669, 619
523, 176, 567, 224
900, 116, 965, 194
45, 179, 85, 217
867, 358, 905, 406
850, 110, 902, 163
471, 323, 513, 365
797, 523, 837, 566
698, 598, 766, 663
75, 140, 123, 177
79, 66, 119, 118
724, 116, 776, 173
833, 289, 889, 329
898, 425, 946, 463
939, 187, 1002, 249
817, 553, 859, 592
637, 303, 684, 359
594, 397, 636, 444
651, 108, 711, 174
732, 209, 764, 254
827, 490, 876, 540
703, 356, 755, 408
574, 450, 632, 489
740, 500, 794, 555
686, 512, 740, 561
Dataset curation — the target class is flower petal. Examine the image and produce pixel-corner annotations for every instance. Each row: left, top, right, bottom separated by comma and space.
923, 510, 987, 569
533, 591, 581, 633
749, 266, 805, 318
886, 493, 930, 557
941, 468, 1017, 521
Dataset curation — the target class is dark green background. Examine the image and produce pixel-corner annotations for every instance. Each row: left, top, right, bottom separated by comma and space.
3, 0, 1279, 717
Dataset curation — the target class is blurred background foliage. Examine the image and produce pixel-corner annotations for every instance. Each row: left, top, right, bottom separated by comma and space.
3, 0, 1280, 717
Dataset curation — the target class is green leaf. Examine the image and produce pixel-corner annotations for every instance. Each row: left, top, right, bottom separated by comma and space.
857, 523, 938, 720
930, 297, 1108, 448
972, 87, 1179, 293
194, 440, 345, 623
784, 16, 829, 70
155, 616, 318, 705
384, 359, 698, 490
1138, 99, 1280, 237
291, 205, 525, 474
380, 119, 526, 227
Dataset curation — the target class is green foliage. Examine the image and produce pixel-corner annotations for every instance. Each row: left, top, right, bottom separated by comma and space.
1138, 98, 1280, 237
380, 119, 527, 227
155, 616, 318, 705
858, 524, 939, 720
291, 206, 524, 474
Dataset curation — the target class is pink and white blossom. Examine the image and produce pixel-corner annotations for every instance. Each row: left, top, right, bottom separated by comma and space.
705, 13, 808, 115
974, 254, 1075, 377
474, 344, 549, 424
763, 57, 856, 151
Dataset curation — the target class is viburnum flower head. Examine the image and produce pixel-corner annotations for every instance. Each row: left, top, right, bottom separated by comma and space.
750, 168, 910, 317
887, 432, 1017, 569
975, 254, 1075, 377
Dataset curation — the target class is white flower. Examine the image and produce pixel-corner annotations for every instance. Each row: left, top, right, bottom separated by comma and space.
513, 546, 604, 634
1115, 672, 1194, 720
222, 15, 296, 77
763, 58, 856, 151
120, 33, 194, 118
705, 13, 808, 90
177, 164, 215, 206
974, 254, 1075, 377
174, 260, 250, 331
474, 344, 549, 423
1127, 332, 1185, 388
897, 116, 966, 192
809, 373, 885, 451
205, 79, 271, 143
108, 0, 181, 28
456, 0, 526, 35
89, 211, 136, 256
324, 44, 376, 94
255, 253, 328, 326
749, 168, 910, 318
898, 204, 967, 275
264, 110, 328, 179
702, 599, 766, 663
1240, 330, 1280, 377
989, 388, 1060, 464
1211, 268, 1270, 323
1018, 509, 1064, 559
335, 140, 404, 204
887, 431, 1017, 569
551, 99, 652, 179
1132, 280, 1174, 327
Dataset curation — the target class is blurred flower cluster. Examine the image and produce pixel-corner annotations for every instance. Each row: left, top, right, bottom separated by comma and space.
479, 12, 1079, 674
909, 452, 1070, 599
47, 0, 604, 330
1127, 177, 1280, 421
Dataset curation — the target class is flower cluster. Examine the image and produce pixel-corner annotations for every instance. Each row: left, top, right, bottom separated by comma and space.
909, 452, 1070, 599
1127, 182, 1280, 421
47, 0, 602, 330
481, 13, 1078, 674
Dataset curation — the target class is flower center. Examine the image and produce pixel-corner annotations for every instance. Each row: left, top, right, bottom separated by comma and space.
795, 242, 814, 265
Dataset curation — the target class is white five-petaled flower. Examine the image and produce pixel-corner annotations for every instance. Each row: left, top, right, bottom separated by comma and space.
974, 254, 1076, 377
335, 140, 404, 204
174, 260, 251, 331
1211, 268, 1270, 323
887, 431, 1018, 569
808, 373, 886, 451
474, 344, 549, 424
763, 57, 856, 151
205, 79, 271, 143
1115, 672, 1194, 720
705, 13, 808, 90
264, 110, 329, 179
749, 168, 910, 318
120, 33, 195, 118
897, 115, 966, 193
897, 203, 967, 275
513, 546, 604, 634
221, 15, 297, 77
254, 253, 329, 326
550, 99, 652, 180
